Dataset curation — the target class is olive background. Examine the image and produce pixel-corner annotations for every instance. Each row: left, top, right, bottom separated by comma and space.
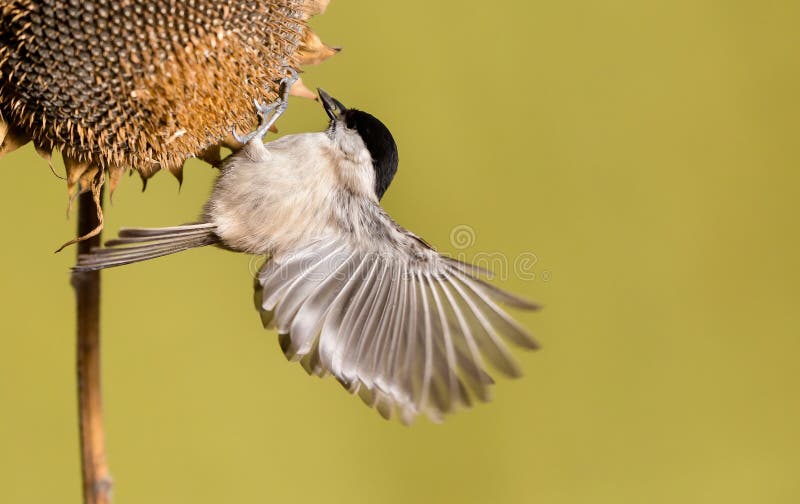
1, 1, 798, 503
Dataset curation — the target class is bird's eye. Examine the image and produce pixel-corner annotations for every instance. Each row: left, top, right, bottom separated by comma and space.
344, 111, 357, 130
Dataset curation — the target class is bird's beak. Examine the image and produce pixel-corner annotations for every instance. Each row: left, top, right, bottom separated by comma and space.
318, 88, 347, 120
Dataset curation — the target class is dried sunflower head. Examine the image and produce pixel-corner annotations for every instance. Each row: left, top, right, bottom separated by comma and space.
0, 0, 336, 203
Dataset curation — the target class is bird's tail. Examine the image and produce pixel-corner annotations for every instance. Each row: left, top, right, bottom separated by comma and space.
74, 222, 220, 272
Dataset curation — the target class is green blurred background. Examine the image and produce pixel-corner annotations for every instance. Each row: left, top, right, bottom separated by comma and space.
2, 1, 799, 502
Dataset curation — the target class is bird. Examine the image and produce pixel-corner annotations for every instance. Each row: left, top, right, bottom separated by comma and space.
75, 78, 541, 424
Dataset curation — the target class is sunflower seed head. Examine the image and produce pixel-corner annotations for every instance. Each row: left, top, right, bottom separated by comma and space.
0, 0, 337, 188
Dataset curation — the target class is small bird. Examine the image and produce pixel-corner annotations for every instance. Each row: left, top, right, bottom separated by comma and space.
76, 79, 541, 424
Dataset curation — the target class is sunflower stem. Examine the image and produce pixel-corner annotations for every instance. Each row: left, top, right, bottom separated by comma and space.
71, 189, 112, 504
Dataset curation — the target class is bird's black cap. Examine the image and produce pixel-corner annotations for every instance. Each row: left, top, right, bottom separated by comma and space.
318, 89, 399, 200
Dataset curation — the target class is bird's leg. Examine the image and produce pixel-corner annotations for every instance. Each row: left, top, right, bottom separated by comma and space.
233, 68, 299, 144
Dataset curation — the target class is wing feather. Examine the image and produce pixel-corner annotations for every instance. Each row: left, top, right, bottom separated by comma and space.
326, 258, 381, 383
260, 242, 337, 312
273, 244, 350, 334
376, 265, 404, 382
447, 276, 522, 378
362, 264, 403, 391
437, 277, 494, 402
345, 261, 393, 387
286, 250, 360, 359
317, 257, 375, 372
449, 272, 540, 350
254, 217, 539, 423
423, 273, 465, 412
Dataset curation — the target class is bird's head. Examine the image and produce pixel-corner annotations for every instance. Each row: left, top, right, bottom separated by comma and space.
318, 88, 399, 200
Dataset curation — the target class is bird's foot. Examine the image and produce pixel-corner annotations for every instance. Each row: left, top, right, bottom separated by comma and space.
233, 67, 299, 144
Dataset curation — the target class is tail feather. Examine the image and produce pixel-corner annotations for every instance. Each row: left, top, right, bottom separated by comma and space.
116, 223, 218, 238
105, 227, 217, 246
74, 222, 220, 272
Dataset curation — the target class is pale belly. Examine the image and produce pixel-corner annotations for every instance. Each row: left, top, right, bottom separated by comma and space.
205, 135, 339, 254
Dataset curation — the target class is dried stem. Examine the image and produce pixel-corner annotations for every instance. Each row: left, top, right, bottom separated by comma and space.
71, 189, 112, 504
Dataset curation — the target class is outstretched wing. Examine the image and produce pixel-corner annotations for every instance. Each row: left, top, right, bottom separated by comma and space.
254, 215, 540, 424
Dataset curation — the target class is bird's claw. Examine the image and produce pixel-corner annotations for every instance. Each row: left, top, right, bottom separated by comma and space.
232, 67, 300, 145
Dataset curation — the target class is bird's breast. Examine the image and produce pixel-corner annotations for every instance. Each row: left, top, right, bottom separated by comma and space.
205, 136, 341, 254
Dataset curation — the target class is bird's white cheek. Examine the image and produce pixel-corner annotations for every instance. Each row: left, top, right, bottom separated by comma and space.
330, 132, 375, 197
334, 162, 373, 198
